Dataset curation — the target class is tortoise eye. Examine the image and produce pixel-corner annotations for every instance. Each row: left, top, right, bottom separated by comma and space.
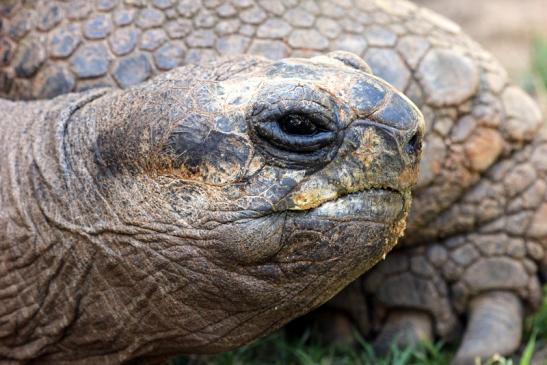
254, 113, 336, 153
279, 114, 320, 136
249, 89, 342, 168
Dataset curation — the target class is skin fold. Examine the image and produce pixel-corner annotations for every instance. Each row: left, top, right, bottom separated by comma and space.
0, 0, 545, 364
0, 53, 423, 363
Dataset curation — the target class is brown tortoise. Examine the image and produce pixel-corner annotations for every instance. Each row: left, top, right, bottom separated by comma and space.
0, 0, 546, 364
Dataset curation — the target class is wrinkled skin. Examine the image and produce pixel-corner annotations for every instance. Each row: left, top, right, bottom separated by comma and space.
0, 53, 423, 363
1, 0, 546, 363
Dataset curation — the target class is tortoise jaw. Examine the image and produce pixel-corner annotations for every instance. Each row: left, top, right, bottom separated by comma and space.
303, 188, 407, 222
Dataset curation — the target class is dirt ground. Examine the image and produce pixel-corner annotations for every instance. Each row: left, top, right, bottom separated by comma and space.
413, 0, 547, 80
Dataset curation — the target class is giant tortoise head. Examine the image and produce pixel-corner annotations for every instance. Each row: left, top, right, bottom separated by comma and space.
21, 52, 424, 361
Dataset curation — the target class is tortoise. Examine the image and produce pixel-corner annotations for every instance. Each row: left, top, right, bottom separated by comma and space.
0, 0, 545, 364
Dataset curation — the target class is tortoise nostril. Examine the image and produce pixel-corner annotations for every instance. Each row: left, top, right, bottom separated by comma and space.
406, 131, 422, 155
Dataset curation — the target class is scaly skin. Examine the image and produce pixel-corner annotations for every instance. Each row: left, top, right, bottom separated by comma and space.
0, 0, 545, 363
0, 52, 423, 363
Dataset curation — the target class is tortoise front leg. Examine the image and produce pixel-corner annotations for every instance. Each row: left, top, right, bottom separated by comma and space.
453, 291, 523, 365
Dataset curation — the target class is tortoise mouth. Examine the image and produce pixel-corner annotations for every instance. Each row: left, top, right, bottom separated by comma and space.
303, 188, 406, 222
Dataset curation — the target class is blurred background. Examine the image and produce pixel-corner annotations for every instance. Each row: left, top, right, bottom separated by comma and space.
415, 0, 546, 76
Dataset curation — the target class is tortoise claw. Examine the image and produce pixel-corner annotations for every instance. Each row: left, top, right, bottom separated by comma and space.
452, 291, 523, 365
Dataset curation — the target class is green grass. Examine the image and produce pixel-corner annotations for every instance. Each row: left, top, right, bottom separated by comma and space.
527, 287, 547, 340
521, 35, 547, 107
532, 36, 547, 90
168, 330, 452, 365
522, 286, 547, 365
